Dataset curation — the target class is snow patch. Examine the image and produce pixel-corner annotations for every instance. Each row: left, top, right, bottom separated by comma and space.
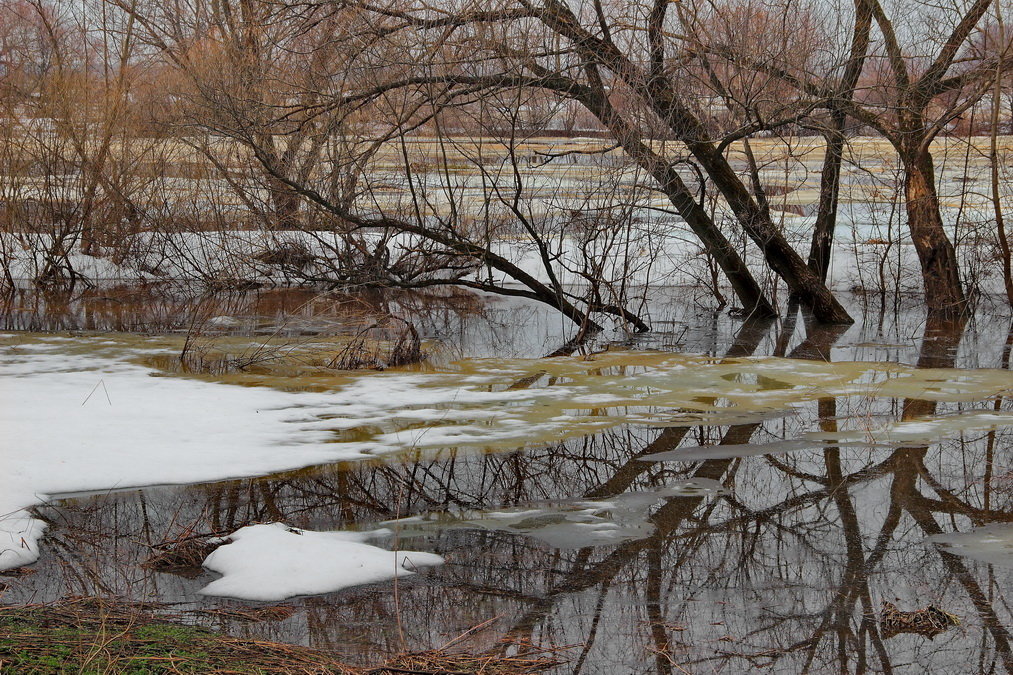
199, 523, 444, 601
0, 341, 361, 570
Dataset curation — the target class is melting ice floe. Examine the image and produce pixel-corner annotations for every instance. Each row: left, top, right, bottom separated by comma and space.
385, 479, 726, 549
927, 525, 1013, 567
803, 410, 1013, 446
199, 523, 444, 601
6, 335, 1013, 575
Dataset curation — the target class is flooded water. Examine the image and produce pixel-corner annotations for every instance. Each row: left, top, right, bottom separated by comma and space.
3, 284, 1013, 673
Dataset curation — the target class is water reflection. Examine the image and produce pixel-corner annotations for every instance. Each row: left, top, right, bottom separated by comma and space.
2, 292, 1013, 673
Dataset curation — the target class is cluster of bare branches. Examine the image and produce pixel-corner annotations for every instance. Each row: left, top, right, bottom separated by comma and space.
1, 0, 1013, 330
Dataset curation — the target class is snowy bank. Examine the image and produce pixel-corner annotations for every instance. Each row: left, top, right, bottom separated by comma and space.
5, 224, 1007, 299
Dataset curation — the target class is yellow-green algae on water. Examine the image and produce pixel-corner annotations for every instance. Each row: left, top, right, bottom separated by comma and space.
7, 332, 1013, 459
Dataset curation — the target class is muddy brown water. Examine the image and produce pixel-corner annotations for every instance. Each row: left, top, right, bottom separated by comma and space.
3, 284, 1013, 673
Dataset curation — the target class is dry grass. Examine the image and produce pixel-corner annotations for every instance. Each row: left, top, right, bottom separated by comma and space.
2, 597, 357, 674
369, 646, 566, 675
142, 530, 231, 578
326, 317, 425, 371
0, 597, 567, 674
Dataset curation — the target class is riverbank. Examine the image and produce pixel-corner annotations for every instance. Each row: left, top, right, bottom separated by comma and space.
0, 597, 563, 674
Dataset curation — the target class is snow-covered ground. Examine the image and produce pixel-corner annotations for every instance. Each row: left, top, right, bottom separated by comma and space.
1, 338, 347, 571
3, 134, 1010, 302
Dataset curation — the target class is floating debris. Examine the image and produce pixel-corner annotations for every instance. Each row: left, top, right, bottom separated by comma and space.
880, 601, 960, 639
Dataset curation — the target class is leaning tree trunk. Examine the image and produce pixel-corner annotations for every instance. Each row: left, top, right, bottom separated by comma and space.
660, 170, 777, 319
526, 8, 844, 323
625, 70, 852, 324
573, 85, 776, 319
689, 142, 854, 324
902, 150, 967, 318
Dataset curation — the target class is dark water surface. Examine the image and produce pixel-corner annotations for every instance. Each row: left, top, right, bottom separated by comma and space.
3, 284, 1013, 673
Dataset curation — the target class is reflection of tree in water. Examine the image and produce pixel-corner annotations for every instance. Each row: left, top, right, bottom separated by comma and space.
0, 285, 488, 336
11, 311, 1013, 673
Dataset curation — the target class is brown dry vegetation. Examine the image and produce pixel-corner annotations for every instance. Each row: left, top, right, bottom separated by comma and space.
0, 597, 566, 674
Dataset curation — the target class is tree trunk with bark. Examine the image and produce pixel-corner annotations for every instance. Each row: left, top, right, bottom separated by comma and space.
575, 85, 776, 319
809, 120, 847, 282
267, 174, 301, 230
902, 149, 967, 318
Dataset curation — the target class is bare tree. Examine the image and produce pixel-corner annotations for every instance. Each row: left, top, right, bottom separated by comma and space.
731, 0, 1006, 317
88, 0, 1013, 323
110, 0, 874, 324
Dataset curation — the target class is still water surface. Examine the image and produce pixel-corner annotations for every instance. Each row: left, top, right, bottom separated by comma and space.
2, 285, 1013, 673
